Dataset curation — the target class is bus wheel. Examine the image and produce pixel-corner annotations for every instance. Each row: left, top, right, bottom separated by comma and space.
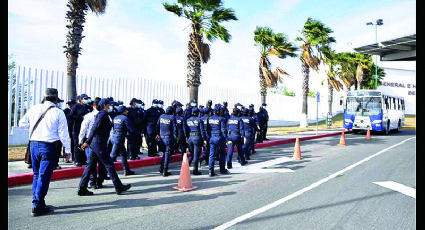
396, 120, 401, 132
385, 121, 390, 135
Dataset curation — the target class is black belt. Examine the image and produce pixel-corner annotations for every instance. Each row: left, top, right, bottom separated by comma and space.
190, 132, 200, 136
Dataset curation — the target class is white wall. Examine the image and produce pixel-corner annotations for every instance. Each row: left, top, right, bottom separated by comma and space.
378, 67, 416, 115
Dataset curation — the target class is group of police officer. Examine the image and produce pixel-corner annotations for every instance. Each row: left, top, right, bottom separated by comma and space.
65, 95, 269, 186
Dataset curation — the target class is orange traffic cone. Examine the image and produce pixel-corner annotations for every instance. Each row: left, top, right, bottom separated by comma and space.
173, 153, 198, 192
339, 129, 346, 146
365, 127, 371, 140
292, 137, 303, 160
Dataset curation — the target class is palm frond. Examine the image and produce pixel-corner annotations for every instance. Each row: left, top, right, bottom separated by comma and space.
86, 0, 107, 14
163, 3, 183, 16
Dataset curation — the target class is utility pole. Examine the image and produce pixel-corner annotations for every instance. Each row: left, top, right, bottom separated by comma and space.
366, 19, 383, 89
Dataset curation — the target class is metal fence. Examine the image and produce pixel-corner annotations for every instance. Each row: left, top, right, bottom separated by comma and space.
8, 66, 343, 145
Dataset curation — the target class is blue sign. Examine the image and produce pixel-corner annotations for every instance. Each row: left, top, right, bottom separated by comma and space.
316, 92, 320, 102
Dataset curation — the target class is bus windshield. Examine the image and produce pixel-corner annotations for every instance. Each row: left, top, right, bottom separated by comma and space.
346, 97, 382, 116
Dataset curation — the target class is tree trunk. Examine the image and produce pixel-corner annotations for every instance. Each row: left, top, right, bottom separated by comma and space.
66, 53, 78, 100
186, 24, 202, 102
259, 65, 267, 105
64, 0, 87, 100
300, 61, 309, 128
328, 80, 333, 116
189, 85, 199, 103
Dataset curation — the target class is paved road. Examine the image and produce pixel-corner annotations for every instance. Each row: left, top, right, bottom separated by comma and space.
8, 130, 415, 230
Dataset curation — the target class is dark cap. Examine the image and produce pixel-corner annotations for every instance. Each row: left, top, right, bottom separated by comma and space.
44, 88, 58, 98
116, 105, 128, 114
166, 106, 174, 114
213, 104, 221, 111
98, 98, 110, 107
66, 99, 76, 105
129, 98, 138, 105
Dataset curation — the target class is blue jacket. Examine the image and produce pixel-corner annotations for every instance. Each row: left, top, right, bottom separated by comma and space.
174, 114, 186, 141
241, 116, 257, 136
227, 115, 244, 139
86, 110, 112, 145
143, 106, 161, 131
208, 114, 228, 140
156, 114, 177, 139
184, 116, 207, 140
112, 114, 140, 143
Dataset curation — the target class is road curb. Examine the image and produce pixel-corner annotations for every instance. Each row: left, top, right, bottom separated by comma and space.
8, 130, 348, 187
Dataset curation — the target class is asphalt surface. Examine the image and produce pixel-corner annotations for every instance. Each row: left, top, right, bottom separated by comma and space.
8, 129, 416, 230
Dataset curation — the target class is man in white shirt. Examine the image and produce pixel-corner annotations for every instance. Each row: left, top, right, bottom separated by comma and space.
19, 88, 71, 217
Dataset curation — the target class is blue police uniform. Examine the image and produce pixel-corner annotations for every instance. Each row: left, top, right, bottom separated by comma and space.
110, 106, 140, 175
127, 99, 145, 159
156, 106, 177, 176
226, 109, 247, 168
207, 105, 228, 176
78, 99, 131, 195
184, 108, 207, 175
142, 100, 161, 157
241, 108, 258, 160
174, 107, 187, 154
200, 108, 211, 166
68, 99, 88, 165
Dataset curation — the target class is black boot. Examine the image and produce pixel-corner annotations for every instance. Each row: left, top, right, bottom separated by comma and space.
115, 184, 131, 195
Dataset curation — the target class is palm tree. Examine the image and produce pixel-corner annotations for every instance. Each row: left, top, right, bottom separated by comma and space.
321, 47, 343, 116
295, 17, 335, 128
361, 64, 385, 89
163, 0, 237, 102
254, 26, 298, 104
64, 0, 107, 100
352, 53, 373, 89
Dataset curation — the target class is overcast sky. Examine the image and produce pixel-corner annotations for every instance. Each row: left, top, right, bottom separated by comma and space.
8, 0, 416, 95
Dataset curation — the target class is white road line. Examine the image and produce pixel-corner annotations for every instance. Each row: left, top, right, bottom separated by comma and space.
373, 181, 416, 198
229, 156, 294, 174
212, 136, 416, 230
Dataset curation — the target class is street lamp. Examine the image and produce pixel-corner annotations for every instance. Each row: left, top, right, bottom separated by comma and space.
366, 19, 383, 89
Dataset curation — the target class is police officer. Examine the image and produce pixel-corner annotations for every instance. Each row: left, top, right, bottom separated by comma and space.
183, 99, 197, 120
259, 103, 269, 140
207, 104, 229, 176
68, 94, 89, 166
174, 107, 187, 154
226, 107, 247, 169
79, 98, 131, 196
222, 101, 230, 121
110, 105, 141, 176
143, 99, 161, 157
241, 108, 258, 160
156, 106, 177, 177
184, 107, 207, 175
249, 107, 257, 155
127, 98, 145, 159
199, 107, 211, 167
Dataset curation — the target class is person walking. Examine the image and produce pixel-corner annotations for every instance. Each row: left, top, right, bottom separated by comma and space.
226, 107, 247, 169
110, 105, 140, 176
156, 106, 177, 177
207, 104, 229, 176
184, 107, 207, 175
19, 88, 71, 216
78, 98, 131, 196
78, 97, 107, 188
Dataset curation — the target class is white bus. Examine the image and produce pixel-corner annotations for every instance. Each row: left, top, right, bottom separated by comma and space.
343, 90, 405, 134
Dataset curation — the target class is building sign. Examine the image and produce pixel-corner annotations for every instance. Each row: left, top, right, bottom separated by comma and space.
380, 81, 416, 95
377, 68, 415, 114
